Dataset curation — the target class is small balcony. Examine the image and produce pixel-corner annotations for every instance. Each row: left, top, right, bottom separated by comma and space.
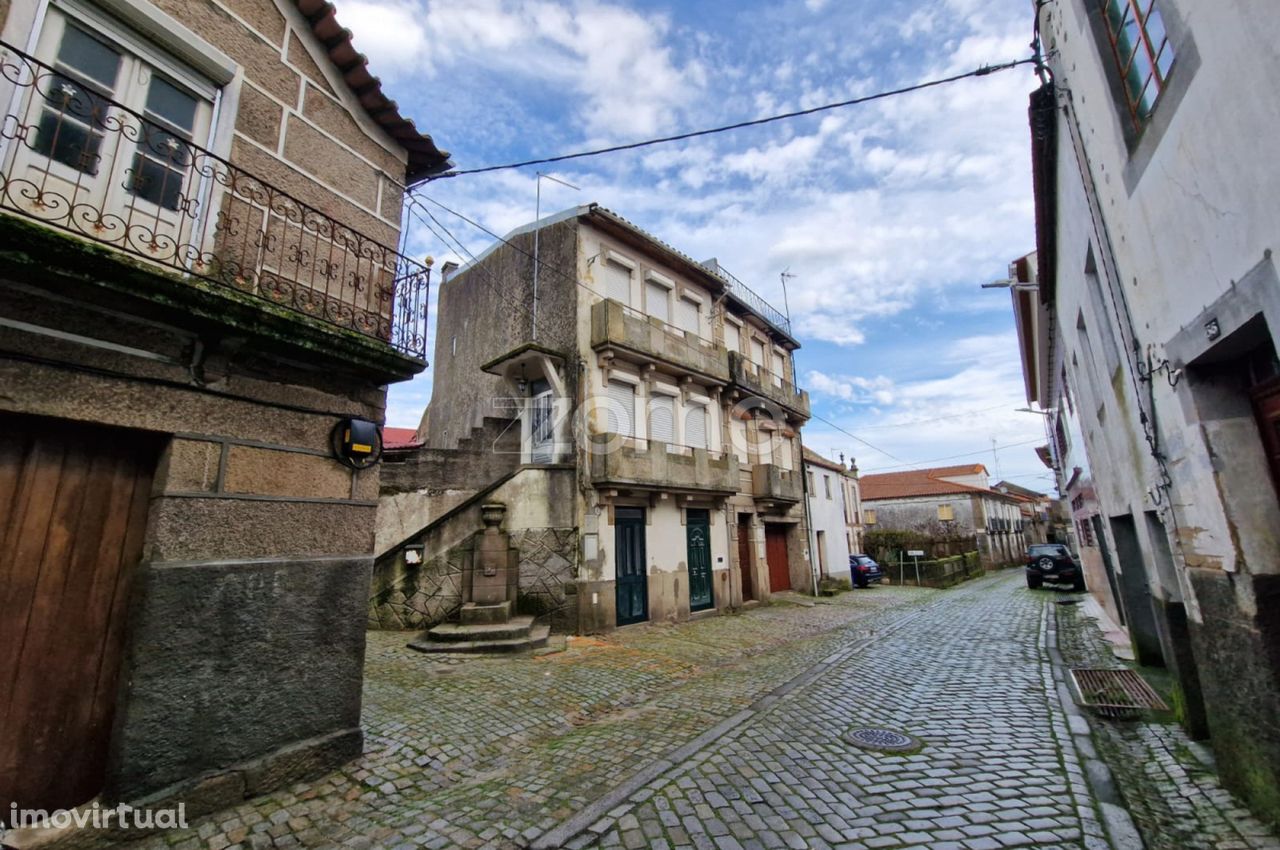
591, 298, 730, 384
588, 434, 739, 496
0, 42, 429, 359
728, 352, 811, 420
751, 463, 803, 505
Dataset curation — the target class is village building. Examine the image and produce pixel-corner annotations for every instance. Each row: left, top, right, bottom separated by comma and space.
802, 448, 863, 584
371, 204, 812, 634
0, 0, 446, 818
992, 480, 1052, 547
1025, 0, 1280, 821
859, 464, 1029, 567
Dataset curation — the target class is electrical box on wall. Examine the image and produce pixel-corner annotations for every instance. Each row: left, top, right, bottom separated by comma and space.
332, 418, 381, 469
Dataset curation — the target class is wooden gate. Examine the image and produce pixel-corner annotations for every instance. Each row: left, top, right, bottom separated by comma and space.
765, 524, 791, 593
0, 413, 160, 811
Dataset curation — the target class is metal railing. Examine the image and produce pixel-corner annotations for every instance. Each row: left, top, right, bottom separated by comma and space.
0, 41, 429, 358
704, 259, 792, 337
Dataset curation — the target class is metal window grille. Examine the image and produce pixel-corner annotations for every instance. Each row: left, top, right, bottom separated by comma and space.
1102, 0, 1175, 131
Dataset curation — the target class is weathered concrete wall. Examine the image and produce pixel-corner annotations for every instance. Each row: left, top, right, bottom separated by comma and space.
420, 221, 579, 449
1041, 0, 1280, 823
369, 467, 578, 631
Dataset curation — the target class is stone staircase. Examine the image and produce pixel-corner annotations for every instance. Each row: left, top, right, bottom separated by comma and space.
408, 601, 550, 654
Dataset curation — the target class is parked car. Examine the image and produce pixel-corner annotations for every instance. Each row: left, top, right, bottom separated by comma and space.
1025, 543, 1086, 591
849, 554, 884, 588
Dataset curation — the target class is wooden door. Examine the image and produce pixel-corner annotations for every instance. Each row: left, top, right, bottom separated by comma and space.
765, 524, 791, 593
737, 516, 753, 602
614, 508, 648, 626
0, 413, 160, 811
1252, 377, 1280, 500
685, 509, 713, 612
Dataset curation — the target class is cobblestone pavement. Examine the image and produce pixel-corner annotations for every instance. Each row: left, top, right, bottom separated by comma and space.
1056, 601, 1280, 850
78, 572, 1280, 850
577, 571, 1101, 850
108, 585, 937, 850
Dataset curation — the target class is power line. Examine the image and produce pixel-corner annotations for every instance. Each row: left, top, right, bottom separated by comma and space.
416, 58, 1037, 183
829, 402, 1013, 432
860, 435, 1049, 473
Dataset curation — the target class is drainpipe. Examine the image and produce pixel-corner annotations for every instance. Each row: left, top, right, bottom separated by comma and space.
797, 431, 819, 597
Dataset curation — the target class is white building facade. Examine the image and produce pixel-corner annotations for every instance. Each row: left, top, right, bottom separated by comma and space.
1031, 0, 1280, 822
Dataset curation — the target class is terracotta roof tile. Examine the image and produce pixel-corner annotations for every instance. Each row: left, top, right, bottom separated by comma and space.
382, 427, 421, 451
292, 0, 451, 184
861, 464, 1008, 501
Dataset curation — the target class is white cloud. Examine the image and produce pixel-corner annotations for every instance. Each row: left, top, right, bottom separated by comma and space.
338, 0, 703, 139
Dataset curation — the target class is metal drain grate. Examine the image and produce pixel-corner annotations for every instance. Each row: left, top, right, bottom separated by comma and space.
842, 727, 921, 752
1070, 668, 1169, 718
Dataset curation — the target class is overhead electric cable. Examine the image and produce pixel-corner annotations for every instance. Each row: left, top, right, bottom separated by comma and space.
416, 58, 1037, 183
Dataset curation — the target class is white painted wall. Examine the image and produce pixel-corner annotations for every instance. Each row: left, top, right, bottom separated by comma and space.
806, 461, 852, 581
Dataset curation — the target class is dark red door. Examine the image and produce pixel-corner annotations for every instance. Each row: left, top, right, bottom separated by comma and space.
0, 413, 160, 811
765, 524, 791, 593
1252, 377, 1280, 500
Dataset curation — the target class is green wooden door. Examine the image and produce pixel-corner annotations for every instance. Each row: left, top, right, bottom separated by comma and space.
686, 509, 714, 612
615, 508, 648, 625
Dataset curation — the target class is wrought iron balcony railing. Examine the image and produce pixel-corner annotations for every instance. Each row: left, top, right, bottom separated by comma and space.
0, 41, 429, 358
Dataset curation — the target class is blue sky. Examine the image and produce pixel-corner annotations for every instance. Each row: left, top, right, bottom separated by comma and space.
341, 0, 1056, 492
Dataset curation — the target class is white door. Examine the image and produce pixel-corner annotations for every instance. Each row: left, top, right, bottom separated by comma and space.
529, 379, 553, 463
677, 297, 700, 336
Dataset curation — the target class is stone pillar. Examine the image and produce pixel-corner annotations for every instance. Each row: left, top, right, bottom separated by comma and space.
471, 503, 514, 606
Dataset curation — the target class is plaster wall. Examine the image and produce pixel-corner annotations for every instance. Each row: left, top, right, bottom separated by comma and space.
806, 462, 852, 581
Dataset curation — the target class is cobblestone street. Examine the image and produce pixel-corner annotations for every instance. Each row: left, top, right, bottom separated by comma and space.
102, 572, 1278, 850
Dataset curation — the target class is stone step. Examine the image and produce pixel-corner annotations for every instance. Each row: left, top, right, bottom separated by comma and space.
460, 601, 511, 626
423, 616, 537, 643
407, 624, 551, 655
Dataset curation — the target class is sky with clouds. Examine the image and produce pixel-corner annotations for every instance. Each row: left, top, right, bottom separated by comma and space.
343, 0, 1056, 492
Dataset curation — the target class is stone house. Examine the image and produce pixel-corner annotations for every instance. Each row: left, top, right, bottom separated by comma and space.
802, 447, 862, 583
372, 204, 813, 633
992, 480, 1052, 547
860, 464, 1028, 566
1028, 0, 1280, 822
0, 0, 447, 822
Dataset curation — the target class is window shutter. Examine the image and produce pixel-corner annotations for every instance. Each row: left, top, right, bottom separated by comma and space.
649, 394, 674, 444
685, 404, 707, 449
605, 261, 631, 305
646, 281, 669, 323
677, 298, 699, 335
606, 381, 635, 437
725, 322, 740, 352
751, 339, 766, 368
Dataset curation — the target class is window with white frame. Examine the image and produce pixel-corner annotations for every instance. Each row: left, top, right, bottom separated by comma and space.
677, 295, 700, 336
724, 318, 741, 353
17, 7, 217, 217
684, 401, 708, 449
645, 279, 670, 324
604, 258, 632, 305
750, 338, 766, 371
648, 393, 675, 445
605, 380, 636, 437
824, 474, 832, 499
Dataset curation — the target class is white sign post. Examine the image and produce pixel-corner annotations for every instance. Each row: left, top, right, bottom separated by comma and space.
907, 550, 925, 586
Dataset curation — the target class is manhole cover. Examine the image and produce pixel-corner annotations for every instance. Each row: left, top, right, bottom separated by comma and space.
842, 727, 921, 752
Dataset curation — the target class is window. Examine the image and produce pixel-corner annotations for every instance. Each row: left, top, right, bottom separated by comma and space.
648, 394, 674, 445
823, 475, 832, 499
806, 470, 815, 491
604, 259, 632, 305
1102, 0, 1175, 132
645, 280, 670, 324
938, 504, 955, 522
724, 320, 741, 353
677, 296, 700, 336
864, 509, 877, 526
684, 403, 708, 449
24, 9, 215, 213
605, 380, 636, 437
751, 338, 766, 370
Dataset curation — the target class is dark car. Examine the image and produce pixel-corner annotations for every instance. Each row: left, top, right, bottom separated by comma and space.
1025, 543, 1086, 591
849, 554, 884, 588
